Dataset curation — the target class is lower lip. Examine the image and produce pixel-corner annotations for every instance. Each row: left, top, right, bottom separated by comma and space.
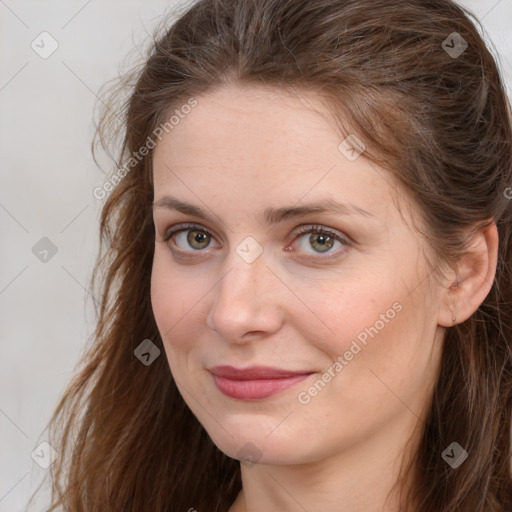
211, 373, 313, 400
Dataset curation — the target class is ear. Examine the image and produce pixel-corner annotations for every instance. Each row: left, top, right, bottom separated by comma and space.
437, 220, 499, 327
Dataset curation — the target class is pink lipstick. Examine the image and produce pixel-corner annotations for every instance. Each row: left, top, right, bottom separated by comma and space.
209, 365, 314, 400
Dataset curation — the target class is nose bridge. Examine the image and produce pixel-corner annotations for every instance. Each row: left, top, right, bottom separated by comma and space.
221, 233, 269, 299
206, 242, 283, 339
218, 244, 269, 310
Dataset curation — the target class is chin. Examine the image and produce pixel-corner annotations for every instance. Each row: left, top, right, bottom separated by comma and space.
204, 426, 315, 466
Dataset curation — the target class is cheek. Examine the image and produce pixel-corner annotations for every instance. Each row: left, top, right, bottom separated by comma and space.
293, 264, 431, 402
150, 255, 191, 341
294, 270, 407, 356
302, 272, 436, 409
150, 252, 214, 358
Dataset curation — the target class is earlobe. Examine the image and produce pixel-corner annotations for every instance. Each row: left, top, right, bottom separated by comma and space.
437, 220, 499, 327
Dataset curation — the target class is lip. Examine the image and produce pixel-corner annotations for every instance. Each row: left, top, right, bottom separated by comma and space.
209, 365, 315, 400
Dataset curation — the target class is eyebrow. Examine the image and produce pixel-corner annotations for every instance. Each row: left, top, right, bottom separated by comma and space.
152, 195, 375, 226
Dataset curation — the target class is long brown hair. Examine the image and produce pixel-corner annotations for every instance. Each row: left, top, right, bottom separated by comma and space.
30, 0, 512, 510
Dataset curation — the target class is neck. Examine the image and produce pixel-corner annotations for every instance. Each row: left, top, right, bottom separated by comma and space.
228, 412, 422, 512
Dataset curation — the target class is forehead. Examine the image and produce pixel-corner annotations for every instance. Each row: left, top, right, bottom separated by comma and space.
151, 84, 410, 230
155, 85, 340, 162
153, 83, 346, 170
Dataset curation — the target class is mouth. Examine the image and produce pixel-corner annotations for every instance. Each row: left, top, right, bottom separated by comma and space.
208, 365, 316, 400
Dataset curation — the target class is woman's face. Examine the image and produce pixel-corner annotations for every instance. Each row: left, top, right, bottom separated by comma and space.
151, 84, 446, 466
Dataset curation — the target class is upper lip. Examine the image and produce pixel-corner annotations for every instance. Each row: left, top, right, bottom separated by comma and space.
208, 365, 315, 380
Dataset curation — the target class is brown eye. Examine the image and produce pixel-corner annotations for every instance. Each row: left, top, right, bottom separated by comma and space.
183, 229, 211, 250
306, 232, 335, 253
292, 225, 350, 259
164, 224, 216, 252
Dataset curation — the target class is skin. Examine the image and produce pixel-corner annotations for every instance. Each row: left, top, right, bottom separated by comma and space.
150, 84, 498, 512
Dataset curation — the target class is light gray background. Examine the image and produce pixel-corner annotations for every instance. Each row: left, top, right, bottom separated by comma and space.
1, 1, 511, 510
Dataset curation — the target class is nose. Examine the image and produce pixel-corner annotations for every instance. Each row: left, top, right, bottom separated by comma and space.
205, 249, 284, 343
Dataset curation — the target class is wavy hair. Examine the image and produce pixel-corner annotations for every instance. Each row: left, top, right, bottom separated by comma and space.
29, 0, 512, 510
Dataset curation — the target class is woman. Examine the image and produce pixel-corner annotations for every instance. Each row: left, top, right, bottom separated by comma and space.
32, 0, 512, 510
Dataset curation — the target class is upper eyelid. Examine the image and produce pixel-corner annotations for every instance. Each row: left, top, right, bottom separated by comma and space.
163, 222, 215, 239
162, 221, 343, 235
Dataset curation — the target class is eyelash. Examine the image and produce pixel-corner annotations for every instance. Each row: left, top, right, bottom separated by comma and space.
162, 222, 351, 261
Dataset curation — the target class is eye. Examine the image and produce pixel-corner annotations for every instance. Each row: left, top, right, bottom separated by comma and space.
160, 222, 351, 260
290, 225, 350, 259
163, 222, 218, 253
